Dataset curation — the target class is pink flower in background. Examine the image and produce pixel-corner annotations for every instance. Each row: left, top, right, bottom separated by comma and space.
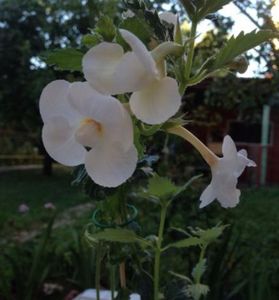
18, 204, 29, 214
44, 202, 56, 210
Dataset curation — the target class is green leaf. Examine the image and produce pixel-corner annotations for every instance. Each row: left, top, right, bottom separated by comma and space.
96, 16, 116, 42
209, 30, 278, 72
188, 283, 210, 300
180, 0, 232, 22
192, 259, 207, 283
42, 48, 83, 72
196, 0, 232, 22
180, 0, 196, 21
86, 228, 151, 247
165, 237, 201, 250
195, 225, 228, 244
169, 271, 192, 283
119, 15, 153, 44
81, 33, 102, 48
147, 174, 178, 200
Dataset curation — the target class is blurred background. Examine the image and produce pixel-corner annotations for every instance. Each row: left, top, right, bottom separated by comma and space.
0, 0, 279, 299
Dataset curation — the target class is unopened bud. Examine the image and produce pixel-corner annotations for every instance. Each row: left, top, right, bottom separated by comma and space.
229, 56, 249, 74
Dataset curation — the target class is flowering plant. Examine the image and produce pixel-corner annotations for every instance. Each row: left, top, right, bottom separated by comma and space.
40, 0, 276, 299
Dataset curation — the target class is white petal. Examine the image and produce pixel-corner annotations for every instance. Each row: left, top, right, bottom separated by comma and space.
236, 151, 257, 177
119, 29, 158, 78
82, 42, 125, 95
159, 12, 177, 27
130, 77, 181, 124
42, 117, 86, 166
218, 189, 241, 208
85, 143, 138, 187
68, 82, 134, 150
222, 135, 237, 159
114, 52, 155, 92
39, 80, 81, 123
200, 183, 215, 208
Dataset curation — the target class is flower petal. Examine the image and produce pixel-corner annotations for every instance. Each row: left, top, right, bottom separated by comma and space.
68, 82, 134, 150
218, 189, 241, 208
82, 42, 125, 95
129, 77, 181, 124
39, 80, 81, 123
85, 143, 138, 187
114, 51, 155, 92
222, 135, 238, 160
200, 183, 215, 208
42, 117, 86, 166
119, 29, 158, 78
236, 150, 257, 177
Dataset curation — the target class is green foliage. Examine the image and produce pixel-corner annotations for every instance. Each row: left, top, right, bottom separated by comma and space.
207, 30, 279, 72
147, 174, 178, 200
81, 33, 103, 48
95, 15, 116, 42
188, 283, 210, 300
85, 228, 151, 247
166, 237, 202, 249
119, 15, 153, 44
193, 224, 228, 244
42, 48, 84, 72
192, 259, 207, 283
181, 0, 232, 22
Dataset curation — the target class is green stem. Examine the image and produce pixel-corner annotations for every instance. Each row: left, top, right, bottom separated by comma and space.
154, 203, 168, 300
185, 21, 197, 82
95, 242, 102, 300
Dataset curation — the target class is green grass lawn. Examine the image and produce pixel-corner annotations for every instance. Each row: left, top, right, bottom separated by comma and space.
0, 167, 90, 237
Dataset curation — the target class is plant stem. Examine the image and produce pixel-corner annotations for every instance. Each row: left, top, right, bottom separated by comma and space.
185, 21, 197, 82
154, 203, 168, 300
95, 242, 102, 300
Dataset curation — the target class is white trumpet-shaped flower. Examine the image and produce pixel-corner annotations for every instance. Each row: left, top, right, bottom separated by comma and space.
40, 80, 137, 187
82, 29, 181, 125
167, 126, 256, 209
200, 135, 256, 208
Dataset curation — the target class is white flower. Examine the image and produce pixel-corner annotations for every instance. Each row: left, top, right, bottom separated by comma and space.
82, 29, 181, 125
39, 80, 137, 187
200, 135, 256, 208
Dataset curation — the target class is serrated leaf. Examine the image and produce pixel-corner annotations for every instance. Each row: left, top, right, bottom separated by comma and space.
147, 175, 178, 199
96, 16, 116, 42
188, 283, 210, 300
210, 30, 278, 71
169, 271, 193, 283
42, 48, 83, 72
120, 15, 153, 44
87, 228, 151, 247
192, 259, 207, 283
196, 0, 232, 21
195, 225, 228, 244
166, 237, 201, 250
81, 33, 102, 47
